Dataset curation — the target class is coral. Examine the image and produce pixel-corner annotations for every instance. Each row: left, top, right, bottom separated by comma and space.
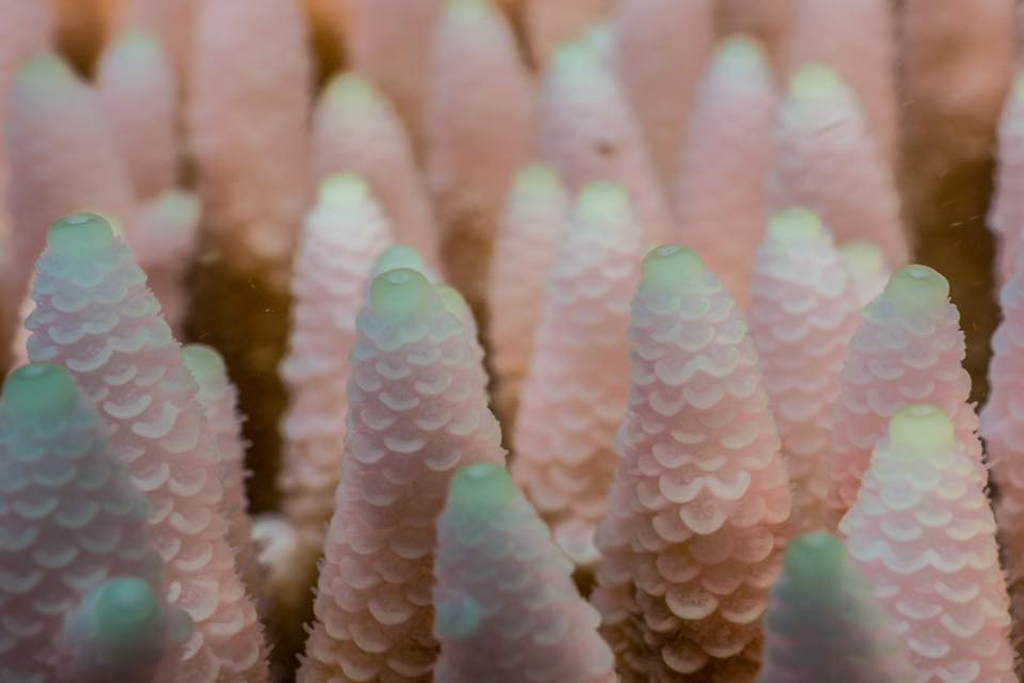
770, 64, 908, 267
183, 343, 263, 602
612, 0, 714, 189
749, 209, 860, 534
756, 532, 915, 683
512, 182, 645, 568
96, 30, 178, 201
312, 74, 439, 269
840, 405, 1015, 681
593, 245, 791, 682
298, 268, 505, 682
840, 241, 890, 307
117, 0, 199, 81
487, 163, 569, 435
673, 35, 777, 307
0, 363, 190, 683
425, 0, 534, 316
786, 0, 899, 168
279, 175, 392, 556
980, 260, 1024, 666
524, 0, 615, 69
825, 265, 981, 523
432, 463, 616, 683
538, 39, 671, 244
989, 74, 1024, 285
25, 213, 268, 682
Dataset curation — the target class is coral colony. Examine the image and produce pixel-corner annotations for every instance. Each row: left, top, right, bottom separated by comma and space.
7, 2, 1024, 683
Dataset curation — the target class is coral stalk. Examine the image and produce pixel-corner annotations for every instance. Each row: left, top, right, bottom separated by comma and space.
432, 463, 616, 682
593, 245, 791, 682
298, 268, 505, 682
826, 265, 981, 523
487, 163, 569, 435
749, 209, 860, 534
511, 182, 645, 568
989, 74, 1024, 284
0, 363, 191, 683
673, 35, 777, 306
840, 405, 1015, 681
26, 213, 268, 681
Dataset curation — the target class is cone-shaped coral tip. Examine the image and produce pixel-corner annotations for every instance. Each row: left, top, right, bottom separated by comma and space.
90, 577, 161, 649
641, 244, 706, 291
317, 173, 369, 209
517, 162, 560, 191
448, 462, 517, 519
790, 63, 846, 103
182, 343, 226, 383
371, 244, 438, 281
782, 532, 845, 593
370, 268, 433, 319
2, 362, 77, 418
842, 241, 886, 280
577, 181, 630, 229
882, 264, 950, 312
16, 52, 72, 86
553, 38, 598, 72
324, 72, 376, 106
768, 207, 824, 243
46, 212, 117, 258
888, 403, 956, 452
715, 34, 765, 73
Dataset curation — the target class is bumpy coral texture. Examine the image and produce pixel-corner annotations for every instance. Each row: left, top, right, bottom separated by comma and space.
612, 0, 714, 189
298, 269, 505, 683
786, 0, 899, 169
673, 36, 777, 307
538, 40, 672, 245
0, 364, 182, 683
840, 406, 1015, 681
980, 261, 1024, 666
756, 533, 915, 683
525, 0, 615, 68
770, 65, 908, 267
184, 344, 263, 602
279, 177, 392, 556
749, 210, 860, 534
346, 0, 441, 152
5, 54, 135, 291
989, 74, 1024, 285
96, 31, 178, 201
487, 163, 569, 436
512, 182, 645, 568
25, 214, 267, 682
432, 463, 616, 683
593, 246, 791, 682
425, 0, 534, 315
826, 265, 980, 522
312, 74, 439, 269
189, 0, 310, 279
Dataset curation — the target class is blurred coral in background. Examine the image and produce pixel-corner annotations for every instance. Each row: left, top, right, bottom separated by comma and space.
1, 0, 1022, 681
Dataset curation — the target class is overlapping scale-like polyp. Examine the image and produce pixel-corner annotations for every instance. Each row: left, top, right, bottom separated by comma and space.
749, 209, 860, 533
989, 74, 1024, 284
25, 213, 268, 682
840, 405, 1016, 681
279, 175, 392, 558
673, 35, 777, 306
538, 39, 671, 244
432, 463, 616, 683
0, 363, 190, 683
425, 0, 534, 316
786, 0, 898, 168
980, 260, 1024, 663
298, 268, 506, 682
487, 163, 568, 431
825, 264, 980, 523
511, 182, 644, 568
313, 74, 439, 269
5, 54, 134, 291
593, 245, 791, 682
96, 31, 178, 201
840, 241, 890, 308
756, 532, 915, 683
770, 64, 908, 267
612, 0, 714, 190
183, 344, 262, 601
